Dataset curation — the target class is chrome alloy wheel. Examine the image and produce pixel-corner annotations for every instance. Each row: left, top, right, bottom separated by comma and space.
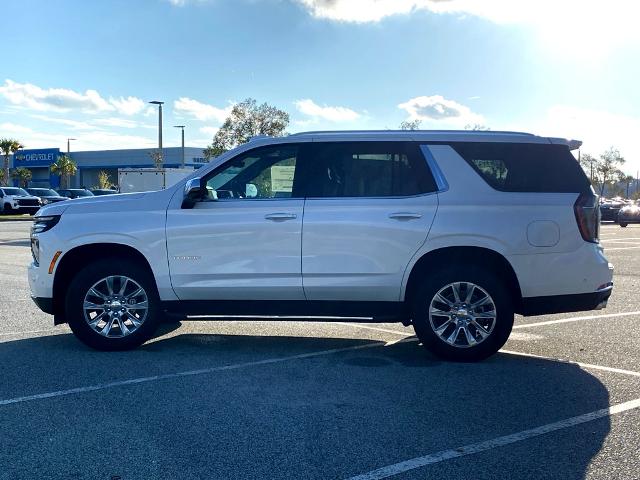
428, 282, 497, 348
82, 275, 149, 338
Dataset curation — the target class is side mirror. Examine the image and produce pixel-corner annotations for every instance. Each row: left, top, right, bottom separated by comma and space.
182, 177, 205, 209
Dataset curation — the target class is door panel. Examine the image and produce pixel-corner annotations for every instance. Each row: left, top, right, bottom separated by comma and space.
166, 199, 304, 300
302, 195, 437, 301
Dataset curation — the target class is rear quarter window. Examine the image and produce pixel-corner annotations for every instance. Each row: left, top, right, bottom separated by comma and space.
452, 142, 590, 193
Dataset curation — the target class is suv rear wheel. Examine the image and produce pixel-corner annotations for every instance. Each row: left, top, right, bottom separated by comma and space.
65, 259, 161, 350
411, 266, 514, 361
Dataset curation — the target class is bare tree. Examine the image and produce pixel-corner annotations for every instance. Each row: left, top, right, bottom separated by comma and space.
399, 119, 422, 130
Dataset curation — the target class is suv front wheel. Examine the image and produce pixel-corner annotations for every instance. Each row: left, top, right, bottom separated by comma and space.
65, 259, 161, 350
411, 266, 514, 361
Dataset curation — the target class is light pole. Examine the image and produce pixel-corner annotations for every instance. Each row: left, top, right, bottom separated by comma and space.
174, 125, 185, 168
67, 138, 76, 155
149, 100, 164, 166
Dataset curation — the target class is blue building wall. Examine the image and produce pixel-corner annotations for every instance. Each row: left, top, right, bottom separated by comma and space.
10, 147, 206, 188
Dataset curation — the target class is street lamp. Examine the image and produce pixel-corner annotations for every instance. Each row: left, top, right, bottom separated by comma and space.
67, 138, 76, 155
174, 125, 185, 168
149, 101, 164, 153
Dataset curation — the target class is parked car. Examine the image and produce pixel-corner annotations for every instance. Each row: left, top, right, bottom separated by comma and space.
600, 200, 624, 222
0, 187, 41, 214
56, 188, 95, 199
26, 188, 69, 205
90, 189, 118, 196
617, 201, 640, 227
29, 130, 613, 361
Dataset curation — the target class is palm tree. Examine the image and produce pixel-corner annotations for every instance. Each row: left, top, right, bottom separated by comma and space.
0, 138, 24, 187
11, 167, 32, 188
50, 155, 78, 189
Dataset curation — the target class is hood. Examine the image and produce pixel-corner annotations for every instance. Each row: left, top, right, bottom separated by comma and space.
65, 191, 147, 207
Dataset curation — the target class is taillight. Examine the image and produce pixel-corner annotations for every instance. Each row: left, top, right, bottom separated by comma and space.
574, 192, 599, 243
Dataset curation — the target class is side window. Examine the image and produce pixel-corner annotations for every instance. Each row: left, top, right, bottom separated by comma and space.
305, 142, 436, 198
204, 145, 299, 200
453, 142, 591, 193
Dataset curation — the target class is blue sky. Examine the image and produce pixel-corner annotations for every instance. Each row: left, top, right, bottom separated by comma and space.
1, 0, 639, 171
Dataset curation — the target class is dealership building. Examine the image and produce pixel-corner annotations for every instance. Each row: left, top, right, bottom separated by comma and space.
10, 146, 207, 188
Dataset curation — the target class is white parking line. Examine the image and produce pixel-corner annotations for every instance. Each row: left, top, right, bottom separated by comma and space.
0, 328, 68, 338
345, 397, 640, 480
0, 339, 399, 408
500, 350, 640, 378
348, 311, 640, 337
514, 311, 640, 329
605, 246, 640, 251
600, 237, 640, 242
339, 323, 414, 337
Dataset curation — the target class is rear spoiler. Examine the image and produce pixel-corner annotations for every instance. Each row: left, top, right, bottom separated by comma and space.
548, 137, 583, 151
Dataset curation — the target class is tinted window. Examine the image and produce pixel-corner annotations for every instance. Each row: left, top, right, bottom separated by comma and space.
304, 142, 436, 197
204, 145, 300, 200
452, 143, 590, 193
28, 189, 58, 196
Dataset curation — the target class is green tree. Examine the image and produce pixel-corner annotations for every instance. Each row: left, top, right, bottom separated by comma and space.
50, 155, 78, 189
594, 147, 625, 196
621, 174, 635, 198
0, 138, 24, 187
11, 167, 32, 188
399, 119, 422, 130
96, 170, 112, 189
204, 98, 289, 159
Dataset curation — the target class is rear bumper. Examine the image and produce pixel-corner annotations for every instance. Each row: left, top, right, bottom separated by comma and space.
521, 284, 613, 316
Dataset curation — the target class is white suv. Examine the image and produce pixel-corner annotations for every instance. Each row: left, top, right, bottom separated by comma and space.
1, 187, 42, 214
28, 131, 613, 361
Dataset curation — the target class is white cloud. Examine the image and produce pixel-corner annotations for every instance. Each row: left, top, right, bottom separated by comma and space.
0, 79, 114, 113
398, 95, 483, 126
295, 99, 360, 122
173, 97, 231, 123
528, 105, 640, 175
199, 126, 219, 137
109, 96, 146, 115
295, 1, 639, 57
0, 79, 149, 117
93, 117, 155, 129
0, 122, 157, 151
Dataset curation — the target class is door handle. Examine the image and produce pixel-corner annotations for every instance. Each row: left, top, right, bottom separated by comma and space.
265, 213, 297, 221
388, 212, 423, 220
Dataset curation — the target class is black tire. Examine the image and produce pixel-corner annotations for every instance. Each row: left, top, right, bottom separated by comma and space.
3, 203, 13, 214
65, 258, 162, 350
411, 266, 514, 362
620, 222, 628, 228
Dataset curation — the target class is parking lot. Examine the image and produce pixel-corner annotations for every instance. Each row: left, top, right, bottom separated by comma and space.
0, 220, 638, 480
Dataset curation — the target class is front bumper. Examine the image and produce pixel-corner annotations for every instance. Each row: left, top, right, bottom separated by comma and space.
521, 284, 613, 316
31, 296, 54, 314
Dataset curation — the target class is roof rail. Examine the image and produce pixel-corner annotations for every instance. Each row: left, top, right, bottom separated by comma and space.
289, 129, 536, 137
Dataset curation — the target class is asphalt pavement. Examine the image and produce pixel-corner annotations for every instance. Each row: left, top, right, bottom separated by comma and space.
0, 221, 638, 480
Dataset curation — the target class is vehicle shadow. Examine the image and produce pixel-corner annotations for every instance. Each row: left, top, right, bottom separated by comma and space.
0, 331, 612, 480
0, 238, 31, 247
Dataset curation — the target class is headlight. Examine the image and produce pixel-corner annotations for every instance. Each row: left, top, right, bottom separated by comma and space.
42, 199, 49, 205
31, 215, 60, 234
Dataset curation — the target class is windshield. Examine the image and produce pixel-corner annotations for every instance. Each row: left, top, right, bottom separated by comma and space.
27, 188, 58, 196
2, 187, 29, 196
73, 190, 95, 197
